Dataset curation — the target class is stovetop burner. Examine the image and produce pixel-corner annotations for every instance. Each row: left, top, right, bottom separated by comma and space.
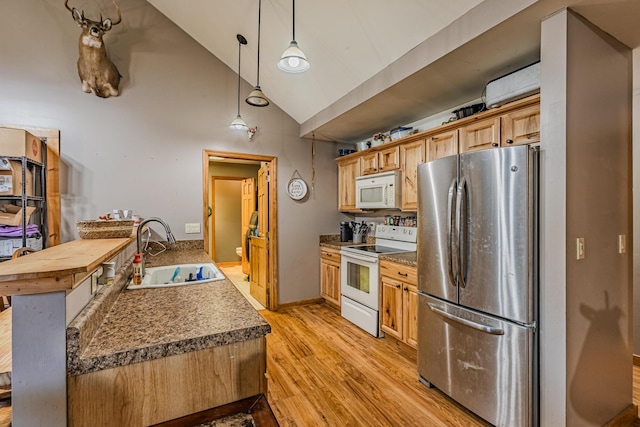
345, 244, 410, 255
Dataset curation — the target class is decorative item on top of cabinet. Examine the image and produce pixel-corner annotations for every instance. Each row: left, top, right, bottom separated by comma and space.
361, 145, 400, 175
427, 129, 458, 162
501, 103, 540, 146
459, 116, 501, 153
337, 156, 360, 212
400, 139, 425, 211
380, 260, 418, 348
320, 247, 341, 308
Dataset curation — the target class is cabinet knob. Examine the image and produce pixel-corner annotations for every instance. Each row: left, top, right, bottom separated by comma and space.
506, 139, 514, 144
492, 142, 499, 147
404, 287, 408, 291
396, 284, 401, 289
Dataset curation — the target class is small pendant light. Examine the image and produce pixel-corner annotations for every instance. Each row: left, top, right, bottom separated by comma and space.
246, 0, 270, 107
231, 34, 249, 129
278, 0, 309, 73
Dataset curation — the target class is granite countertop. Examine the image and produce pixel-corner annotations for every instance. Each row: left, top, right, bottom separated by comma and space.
379, 251, 417, 267
320, 234, 416, 267
67, 248, 270, 376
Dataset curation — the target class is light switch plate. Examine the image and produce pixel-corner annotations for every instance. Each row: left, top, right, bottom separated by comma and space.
185, 223, 201, 234
576, 237, 585, 260
618, 234, 626, 254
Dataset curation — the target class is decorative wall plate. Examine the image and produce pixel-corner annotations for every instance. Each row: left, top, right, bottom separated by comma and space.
287, 177, 308, 200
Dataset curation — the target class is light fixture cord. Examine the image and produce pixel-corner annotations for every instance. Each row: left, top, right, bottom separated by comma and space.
292, 0, 296, 41
237, 40, 242, 116
256, 0, 262, 86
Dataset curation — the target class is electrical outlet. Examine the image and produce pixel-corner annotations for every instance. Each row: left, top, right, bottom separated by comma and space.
90, 268, 101, 294
185, 223, 201, 234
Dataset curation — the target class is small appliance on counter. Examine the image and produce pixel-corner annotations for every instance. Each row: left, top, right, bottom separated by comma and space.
339, 221, 352, 242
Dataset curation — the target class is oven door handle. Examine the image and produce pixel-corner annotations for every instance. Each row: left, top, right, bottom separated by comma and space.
342, 253, 378, 264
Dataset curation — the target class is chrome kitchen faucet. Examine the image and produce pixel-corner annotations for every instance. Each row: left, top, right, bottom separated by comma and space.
136, 217, 176, 277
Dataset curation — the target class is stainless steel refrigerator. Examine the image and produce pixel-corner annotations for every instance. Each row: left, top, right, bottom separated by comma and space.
416, 145, 539, 427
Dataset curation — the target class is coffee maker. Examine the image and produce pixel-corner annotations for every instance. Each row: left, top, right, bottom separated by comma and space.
340, 221, 352, 242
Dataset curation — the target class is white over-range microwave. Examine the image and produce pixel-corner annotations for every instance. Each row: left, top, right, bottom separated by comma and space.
355, 170, 402, 210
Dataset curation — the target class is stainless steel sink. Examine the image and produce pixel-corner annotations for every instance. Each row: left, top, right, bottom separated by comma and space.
127, 263, 225, 289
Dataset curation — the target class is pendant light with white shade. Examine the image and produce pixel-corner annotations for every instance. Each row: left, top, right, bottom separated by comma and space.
246, 0, 270, 107
230, 34, 248, 130
278, 0, 309, 73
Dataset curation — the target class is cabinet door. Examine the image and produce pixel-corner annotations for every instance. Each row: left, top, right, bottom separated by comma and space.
320, 260, 341, 307
427, 129, 458, 162
403, 284, 418, 349
378, 146, 400, 172
380, 276, 403, 340
400, 139, 425, 211
501, 104, 540, 146
459, 117, 500, 153
337, 157, 360, 211
360, 152, 378, 175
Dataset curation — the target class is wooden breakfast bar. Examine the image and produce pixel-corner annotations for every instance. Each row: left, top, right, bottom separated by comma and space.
0, 237, 133, 427
0, 237, 271, 427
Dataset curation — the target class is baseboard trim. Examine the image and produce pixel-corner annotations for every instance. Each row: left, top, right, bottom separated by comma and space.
278, 298, 324, 310
603, 403, 637, 427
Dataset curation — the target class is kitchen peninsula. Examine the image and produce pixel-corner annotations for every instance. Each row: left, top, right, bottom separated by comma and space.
0, 238, 271, 427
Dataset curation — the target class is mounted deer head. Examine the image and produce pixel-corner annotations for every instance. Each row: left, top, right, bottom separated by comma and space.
65, 0, 122, 98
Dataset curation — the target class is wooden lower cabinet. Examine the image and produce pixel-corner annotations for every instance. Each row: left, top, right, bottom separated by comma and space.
380, 260, 418, 349
68, 338, 267, 427
320, 247, 341, 308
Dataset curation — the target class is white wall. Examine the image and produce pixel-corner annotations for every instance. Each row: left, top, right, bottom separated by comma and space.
0, 0, 344, 305
541, 9, 632, 426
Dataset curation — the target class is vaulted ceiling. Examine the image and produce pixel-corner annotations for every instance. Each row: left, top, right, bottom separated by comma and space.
148, 0, 640, 143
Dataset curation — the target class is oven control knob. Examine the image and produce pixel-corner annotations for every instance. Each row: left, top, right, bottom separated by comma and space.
408, 229, 414, 235
403, 229, 407, 234
379, 226, 386, 233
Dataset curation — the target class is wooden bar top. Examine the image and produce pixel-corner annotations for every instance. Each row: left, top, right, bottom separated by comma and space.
0, 238, 133, 296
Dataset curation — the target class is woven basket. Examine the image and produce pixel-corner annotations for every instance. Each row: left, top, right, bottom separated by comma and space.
76, 220, 134, 239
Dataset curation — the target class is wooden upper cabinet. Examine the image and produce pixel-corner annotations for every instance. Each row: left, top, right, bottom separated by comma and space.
361, 146, 400, 175
427, 129, 458, 162
459, 117, 501, 153
501, 103, 540, 146
378, 145, 400, 172
337, 156, 360, 211
360, 152, 378, 175
400, 139, 425, 211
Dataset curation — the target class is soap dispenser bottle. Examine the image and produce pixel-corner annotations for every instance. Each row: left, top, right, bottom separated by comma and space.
132, 253, 143, 285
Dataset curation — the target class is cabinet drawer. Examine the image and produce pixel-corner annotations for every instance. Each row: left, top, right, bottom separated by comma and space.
321, 247, 341, 266
380, 261, 417, 286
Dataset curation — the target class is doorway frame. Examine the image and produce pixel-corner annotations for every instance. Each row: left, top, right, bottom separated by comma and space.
210, 175, 245, 264
202, 150, 278, 311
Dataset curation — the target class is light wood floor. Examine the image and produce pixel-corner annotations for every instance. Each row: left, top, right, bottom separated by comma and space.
260, 303, 490, 426
2, 303, 640, 426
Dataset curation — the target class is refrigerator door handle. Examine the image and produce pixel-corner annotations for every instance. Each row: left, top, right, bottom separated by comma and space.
447, 179, 458, 287
456, 178, 468, 288
427, 302, 505, 336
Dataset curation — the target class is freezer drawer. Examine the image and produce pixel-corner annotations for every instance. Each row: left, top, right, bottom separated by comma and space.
418, 294, 534, 427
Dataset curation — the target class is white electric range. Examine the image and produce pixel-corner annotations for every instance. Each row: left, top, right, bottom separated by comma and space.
340, 225, 417, 337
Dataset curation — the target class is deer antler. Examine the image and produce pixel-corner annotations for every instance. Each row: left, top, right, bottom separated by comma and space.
110, 0, 122, 26
64, 0, 73, 13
